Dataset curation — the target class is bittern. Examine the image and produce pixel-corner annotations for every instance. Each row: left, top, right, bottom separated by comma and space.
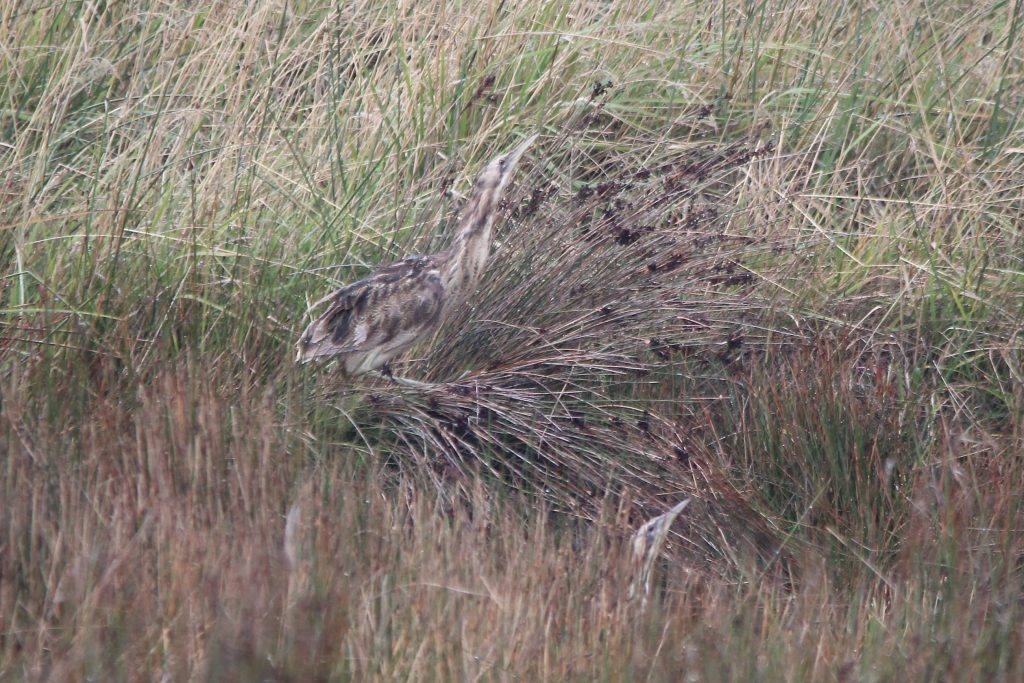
296, 134, 537, 380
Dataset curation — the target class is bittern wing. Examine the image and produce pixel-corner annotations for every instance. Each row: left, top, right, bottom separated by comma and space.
296, 255, 446, 363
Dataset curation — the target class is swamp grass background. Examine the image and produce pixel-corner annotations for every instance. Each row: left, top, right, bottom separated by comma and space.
2, 0, 1023, 679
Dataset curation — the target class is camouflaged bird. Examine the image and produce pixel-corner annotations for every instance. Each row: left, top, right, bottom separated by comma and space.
296, 135, 537, 377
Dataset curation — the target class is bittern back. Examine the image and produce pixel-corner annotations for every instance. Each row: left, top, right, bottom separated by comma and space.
296, 134, 537, 378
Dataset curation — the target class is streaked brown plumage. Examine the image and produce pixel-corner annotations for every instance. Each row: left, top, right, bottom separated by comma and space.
296, 134, 537, 376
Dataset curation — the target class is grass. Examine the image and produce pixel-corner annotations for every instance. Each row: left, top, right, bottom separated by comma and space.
2, 0, 1023, 679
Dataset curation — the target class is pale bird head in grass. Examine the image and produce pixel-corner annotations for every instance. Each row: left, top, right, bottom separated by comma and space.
630, 498, 691, 608
296, 134, 538, 378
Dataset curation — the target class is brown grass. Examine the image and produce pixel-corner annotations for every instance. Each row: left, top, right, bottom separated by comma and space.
4, 359, 1023, 680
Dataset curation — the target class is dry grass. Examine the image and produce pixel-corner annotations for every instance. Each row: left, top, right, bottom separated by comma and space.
2, 0, 1023, 680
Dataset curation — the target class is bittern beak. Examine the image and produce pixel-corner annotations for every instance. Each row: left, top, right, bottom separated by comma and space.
497, 133, 538, 174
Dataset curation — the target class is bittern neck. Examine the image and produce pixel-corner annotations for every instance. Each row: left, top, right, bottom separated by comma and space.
440, 176, 504, 303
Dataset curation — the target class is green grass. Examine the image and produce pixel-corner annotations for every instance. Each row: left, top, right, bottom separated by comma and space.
2, 0, 1023, 680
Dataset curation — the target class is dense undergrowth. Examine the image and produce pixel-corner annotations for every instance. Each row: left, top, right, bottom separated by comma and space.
2, 0, 1023, 680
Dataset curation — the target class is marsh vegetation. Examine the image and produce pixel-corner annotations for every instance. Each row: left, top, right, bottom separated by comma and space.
2, 0, 1023, 679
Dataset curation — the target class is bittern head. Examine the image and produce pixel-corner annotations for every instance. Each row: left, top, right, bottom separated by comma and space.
477, 133, 538, 194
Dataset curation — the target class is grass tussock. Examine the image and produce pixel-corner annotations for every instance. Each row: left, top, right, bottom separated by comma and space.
2, 0, 1024, 679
